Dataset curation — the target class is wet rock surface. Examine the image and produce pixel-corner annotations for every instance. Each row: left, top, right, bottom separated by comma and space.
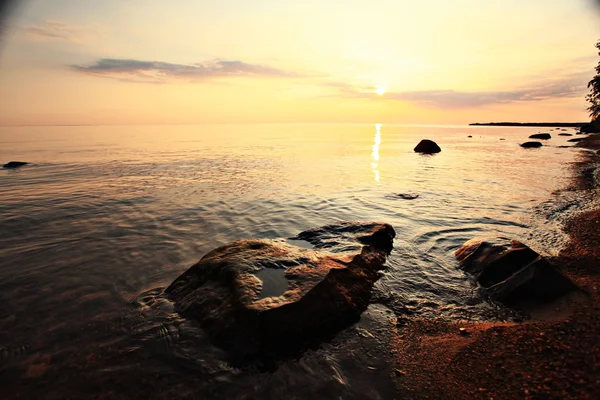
529, 133, 551, 140
2, 161, 28, 169
520, 141, 543, 148
165, 222, 395, 362
454, 238, 577, 304
414, 139, 441, 154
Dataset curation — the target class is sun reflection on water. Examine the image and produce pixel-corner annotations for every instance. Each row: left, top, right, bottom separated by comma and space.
371, 123, 381, 182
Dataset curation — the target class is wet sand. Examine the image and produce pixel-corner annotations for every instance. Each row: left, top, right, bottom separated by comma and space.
392, 133, 600, 399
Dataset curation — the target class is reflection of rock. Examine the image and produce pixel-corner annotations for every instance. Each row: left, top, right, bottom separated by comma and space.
529, 133, 551, 140
558, 133, 573, 136
2, 161, 28, 169
385, 193, 419, 200
166, 222, 395, 361
414, 139, 441, 154
454, 238, 577, 304
520, 142, 543, 148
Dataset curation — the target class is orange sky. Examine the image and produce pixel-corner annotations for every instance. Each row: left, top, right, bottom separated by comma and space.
0, 0, 599, 125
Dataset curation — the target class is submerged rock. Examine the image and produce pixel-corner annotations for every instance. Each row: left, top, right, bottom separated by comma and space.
558, 133, 573, 137
520, 142, 543, 148
529, 133, 551, 140
454, 238, 577, 304
2, 161, 28, 169
414, 139, 441, 154
385, 193, 419, 200
165, 222, 395, 361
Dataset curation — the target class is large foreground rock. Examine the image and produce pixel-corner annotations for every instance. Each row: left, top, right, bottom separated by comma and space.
414, 139, 441, 154
166, 222, 395, 360
454, 238, 577, 304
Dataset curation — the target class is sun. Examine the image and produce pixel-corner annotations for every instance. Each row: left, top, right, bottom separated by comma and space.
375, 86, 386, 96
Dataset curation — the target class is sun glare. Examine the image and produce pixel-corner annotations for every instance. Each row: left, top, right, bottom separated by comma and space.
376, 86, 386, 96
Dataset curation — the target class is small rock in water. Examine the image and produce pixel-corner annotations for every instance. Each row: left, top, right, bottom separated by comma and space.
499, 138, 506, 140
520, 142, 543, 148
414, 139, 441, 154
468, 135, 472, 138
387, 193, 419, 200
558, 133, 573, 136
529, 133, 551, 140
568, 138, 583, 143
3, 161, 28, 169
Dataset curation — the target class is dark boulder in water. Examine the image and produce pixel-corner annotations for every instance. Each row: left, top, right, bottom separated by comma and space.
558, 133, 573, 136
165, 221, 395, 361
529, 133, 551, 140
454, 238, 577, 304
3, 161, 28, 169
520, 141, 543, 148
414, 139, 441, 154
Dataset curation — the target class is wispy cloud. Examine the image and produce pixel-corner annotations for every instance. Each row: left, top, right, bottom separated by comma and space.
329, 70, 591, 108
20, 20, 93, 42
71, 58, 305, 83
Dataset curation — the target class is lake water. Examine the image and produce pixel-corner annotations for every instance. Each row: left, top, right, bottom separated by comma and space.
0, 124, 588, 398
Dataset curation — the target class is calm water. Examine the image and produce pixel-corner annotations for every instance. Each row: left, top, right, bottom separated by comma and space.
0, 124, 587, 398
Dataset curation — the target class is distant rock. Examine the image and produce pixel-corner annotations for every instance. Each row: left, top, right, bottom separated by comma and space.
166, 221, 395, 361
385, 193, 419, 200
454, 238, 577, 304
499, 138, 505, 140
580, 123, 600, 134
568, 138, 583, 143
529, 133, 551, 140
520, 142, 543, 148
414, 139, 441, 154
2, 161, 28, 169
558, 133, 573, 136
467, 135, 472, 138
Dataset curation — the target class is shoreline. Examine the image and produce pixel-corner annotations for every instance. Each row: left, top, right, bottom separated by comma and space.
469, 122, 586, 127
393, 133, 600, 399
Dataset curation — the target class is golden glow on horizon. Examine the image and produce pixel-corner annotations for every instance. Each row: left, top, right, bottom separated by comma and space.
0, 1, 597, 126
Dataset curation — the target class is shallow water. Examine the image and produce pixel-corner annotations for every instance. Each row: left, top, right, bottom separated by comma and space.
0, 123, 588, 398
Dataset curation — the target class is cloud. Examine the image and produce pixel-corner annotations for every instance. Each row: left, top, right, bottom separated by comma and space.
71, 58, 304, 83
329, 69, 591, 108
20, 20, 92, 42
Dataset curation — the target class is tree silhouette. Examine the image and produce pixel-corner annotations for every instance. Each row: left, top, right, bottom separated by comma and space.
587, 40, 600, 124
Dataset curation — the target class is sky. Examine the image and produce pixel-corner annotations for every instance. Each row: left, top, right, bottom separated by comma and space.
0, 0, 599, 126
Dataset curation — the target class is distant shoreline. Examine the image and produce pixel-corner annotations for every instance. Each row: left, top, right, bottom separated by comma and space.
469, 122, 586, 127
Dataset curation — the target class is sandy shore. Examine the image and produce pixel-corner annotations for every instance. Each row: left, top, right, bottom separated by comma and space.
392, 134, 600, 399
